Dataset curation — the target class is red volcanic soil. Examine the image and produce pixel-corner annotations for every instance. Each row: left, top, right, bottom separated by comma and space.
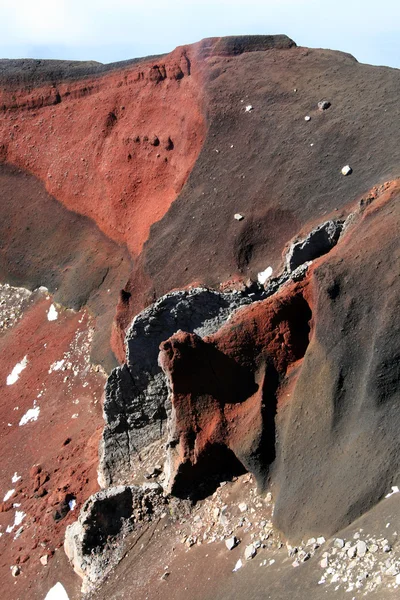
0, 290, 104, 599
0, 47, 205, 257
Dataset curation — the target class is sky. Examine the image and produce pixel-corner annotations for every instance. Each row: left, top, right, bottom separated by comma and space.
1, 0, 399, 69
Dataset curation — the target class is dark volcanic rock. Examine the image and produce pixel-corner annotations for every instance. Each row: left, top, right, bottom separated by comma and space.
285, 219, 344, 272
99, 288, 252, 486
65, 483, 164, 592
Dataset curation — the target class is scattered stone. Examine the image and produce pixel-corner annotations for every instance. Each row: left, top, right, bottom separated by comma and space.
225, 536, 239, 551
320, 557, 329, 569
161, 571, 170, 580
369, 544, 379, 553
44, 582, 70, 600
347, 546, 357, 559
383, 544, 392, 553
386, 564, 399, 576
356, 540, 367, 557
318, 100, 331, 111
11, 565, 20, 577
304, 115, 311, 121
298, 551, 311, 562
386, 485, 400, 498
234, 213, 244, 221
145, 465, 162, 479
265, 492, 272, 503
317, 536, 326, 545
245, 544, 257, 560
292, 560, 300, 568
341, 165, 352, 176
40, 554, 48, 566
238, 503, 248, 513
245, 105, 253, 112
233, 558, 243, 572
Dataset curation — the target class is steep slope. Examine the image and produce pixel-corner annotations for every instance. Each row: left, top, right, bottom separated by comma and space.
0, 34, 399, 600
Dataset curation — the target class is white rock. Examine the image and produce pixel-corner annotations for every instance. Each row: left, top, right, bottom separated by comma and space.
347, 546, 357, 559
341, 165, 352, 176
317, 536, 326, 545
44, 582, 70, 600
40, 555, 48, 566
334, 538, 345, 548
304, 115, 311, 121
257, 266, 273, 285
245, 105, 253, 112
244, 544, 257, 560
234, 213, 244, 221
11, 565, 20, 577
386, 564, 399, 576
225, 537, 239, 551
19, 405, 40, 426
238, 502, 247, 513
232, 558, 243, 572
386, 486, 400, 498
47, 304, 58, 321
396, 573, 400, 585
320, 557, 329, 569
3, 489, 15, 502
356, 540, 367, 557
6, 356, 28, 386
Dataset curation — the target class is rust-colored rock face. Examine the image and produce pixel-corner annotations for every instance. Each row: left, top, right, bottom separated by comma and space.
160, 285, 312, 498
0, 47, 205, 257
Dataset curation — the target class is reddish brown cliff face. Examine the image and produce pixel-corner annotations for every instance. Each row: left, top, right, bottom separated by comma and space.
159, 283, 312, 498
0, 46, 205, 257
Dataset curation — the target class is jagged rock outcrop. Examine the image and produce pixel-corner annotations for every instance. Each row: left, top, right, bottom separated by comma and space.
159, 284, 312, 499
99, 288, 252, 486
64, 483, 165, 592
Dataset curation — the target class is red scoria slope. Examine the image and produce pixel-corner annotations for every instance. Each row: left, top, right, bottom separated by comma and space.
0, 47, 205, 256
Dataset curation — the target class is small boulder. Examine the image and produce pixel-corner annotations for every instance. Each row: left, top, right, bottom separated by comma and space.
341, 165, 352, 176
318, 100, 331, 111
225, 536, 239, 551
245, 544, 257, 560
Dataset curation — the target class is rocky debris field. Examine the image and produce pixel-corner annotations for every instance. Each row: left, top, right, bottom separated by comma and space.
0, 284, 105, 599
